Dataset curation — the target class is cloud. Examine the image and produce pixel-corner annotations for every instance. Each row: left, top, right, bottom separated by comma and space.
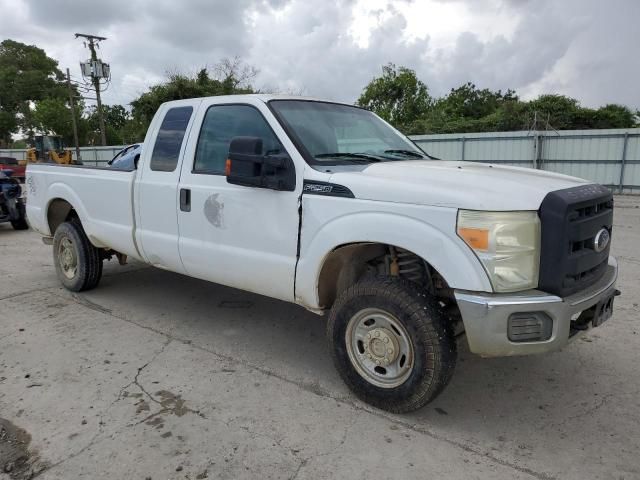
0, 0, 637, 110
23, 0, 135, 28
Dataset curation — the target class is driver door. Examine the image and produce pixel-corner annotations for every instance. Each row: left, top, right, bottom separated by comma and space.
177, 99, 302, 302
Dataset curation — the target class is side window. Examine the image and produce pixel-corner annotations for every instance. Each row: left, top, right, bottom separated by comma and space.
194, 105, 284, 174
150, 106, 193, 172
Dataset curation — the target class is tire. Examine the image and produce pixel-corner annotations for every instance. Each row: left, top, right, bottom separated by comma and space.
327, 276, 456, 413
52, 220, 103, 292
8, 194, 28, 230
11, 217, 28, 230
11, 201, 28, 230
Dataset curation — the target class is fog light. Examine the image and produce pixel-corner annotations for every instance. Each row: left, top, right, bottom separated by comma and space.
508, 312, 553, 342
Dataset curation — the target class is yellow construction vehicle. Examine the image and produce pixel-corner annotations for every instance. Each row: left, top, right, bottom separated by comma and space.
22, 135, 77, 165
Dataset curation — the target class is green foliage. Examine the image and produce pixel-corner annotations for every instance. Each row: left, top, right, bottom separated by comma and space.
592, 104, 637, 129
409, 83, 525, 134
524, 94, 580, 130
32, 98, 86, 145
435, 82, 518, 120
85, 104, 136, 145
1, 40, 262, 147
358, 68, 638, 134
0, 39, 67, 144
0, 110, 17, 142
357, 64, 432, 131
130, 58, 257, 137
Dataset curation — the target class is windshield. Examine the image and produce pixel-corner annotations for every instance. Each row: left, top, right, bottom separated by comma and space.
269, 100, 426, 164
42, 136, 63, 151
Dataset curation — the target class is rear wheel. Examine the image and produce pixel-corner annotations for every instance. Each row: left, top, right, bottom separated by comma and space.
327, 277, 456, 413
53, 220, 103, 292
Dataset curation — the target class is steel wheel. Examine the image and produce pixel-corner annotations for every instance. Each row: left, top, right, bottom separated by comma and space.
52, 221, 103, 292
58, 237, 78, 280
328, 277, 457, 412
345, 307, 415, 388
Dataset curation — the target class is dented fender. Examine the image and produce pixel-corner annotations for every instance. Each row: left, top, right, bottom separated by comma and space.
294, 195, 492, 310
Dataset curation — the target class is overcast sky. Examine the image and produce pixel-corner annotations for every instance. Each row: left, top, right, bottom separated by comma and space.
1, 0, 638, 110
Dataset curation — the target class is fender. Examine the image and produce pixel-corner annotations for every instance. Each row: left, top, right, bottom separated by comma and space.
44, 183, 92, 237
295, 207, 492, 310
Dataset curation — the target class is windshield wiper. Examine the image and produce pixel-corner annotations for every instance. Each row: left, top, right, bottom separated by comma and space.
383, 149, 425, 158
315, 152, 384, 162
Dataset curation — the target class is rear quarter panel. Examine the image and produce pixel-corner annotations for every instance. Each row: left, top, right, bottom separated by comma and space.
26, 164, 141, 260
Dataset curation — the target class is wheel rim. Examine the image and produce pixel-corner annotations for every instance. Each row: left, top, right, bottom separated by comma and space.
345, 308, 415, 388
58, 237, 77, 280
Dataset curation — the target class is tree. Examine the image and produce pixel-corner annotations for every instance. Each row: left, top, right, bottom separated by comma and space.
413, 82, 523, 134
0, 39, 67, 144
435, 82, 518, 120
0, 111, 17, 144
357, 64, 432, 132
130, 58, 258, 135
592, 104, 636, 129
524, 94, 581, 130
524, 96, 636, 131
86, 104, 133, 144
214, 56, 259, 91
32, 98, 86, 144
356, 64, 638, 134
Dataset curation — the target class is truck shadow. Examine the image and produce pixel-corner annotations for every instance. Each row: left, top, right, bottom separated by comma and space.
0, 223, 28, 233
85, 259, 637, 459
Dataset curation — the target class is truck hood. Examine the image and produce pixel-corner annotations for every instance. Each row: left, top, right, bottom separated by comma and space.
328, 161, 589, 211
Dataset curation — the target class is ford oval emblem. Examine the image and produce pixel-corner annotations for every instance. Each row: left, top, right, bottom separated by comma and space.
593, 228, 610, 253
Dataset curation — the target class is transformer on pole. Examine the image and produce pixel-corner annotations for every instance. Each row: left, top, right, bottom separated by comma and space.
75, 33, 110, 146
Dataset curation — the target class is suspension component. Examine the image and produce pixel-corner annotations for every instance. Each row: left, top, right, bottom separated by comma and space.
394, 247, 425, 283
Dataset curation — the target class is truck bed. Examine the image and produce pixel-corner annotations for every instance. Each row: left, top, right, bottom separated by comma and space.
26, 163, 142, 260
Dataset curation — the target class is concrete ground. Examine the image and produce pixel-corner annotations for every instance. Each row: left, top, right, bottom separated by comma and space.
1, 196, 639, 480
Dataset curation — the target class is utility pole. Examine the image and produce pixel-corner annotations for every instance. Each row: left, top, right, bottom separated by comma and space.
75, 33, 108, 146
66, 68, 81, 162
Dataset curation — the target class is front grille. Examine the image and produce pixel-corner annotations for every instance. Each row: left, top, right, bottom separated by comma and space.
538, 184, 613, 297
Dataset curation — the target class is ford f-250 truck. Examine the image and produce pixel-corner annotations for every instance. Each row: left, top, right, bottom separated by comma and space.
26, 95, 619, 413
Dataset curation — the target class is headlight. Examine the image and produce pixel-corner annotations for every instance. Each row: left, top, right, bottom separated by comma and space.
457, 210, 540, 292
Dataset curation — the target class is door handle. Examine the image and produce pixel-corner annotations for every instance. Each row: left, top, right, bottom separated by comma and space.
180, 188, 191, 212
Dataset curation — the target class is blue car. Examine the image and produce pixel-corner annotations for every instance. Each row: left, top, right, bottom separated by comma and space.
108, 144, 142, 170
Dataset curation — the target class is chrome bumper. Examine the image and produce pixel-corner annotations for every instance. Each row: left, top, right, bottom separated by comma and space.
454, 257, 619, 357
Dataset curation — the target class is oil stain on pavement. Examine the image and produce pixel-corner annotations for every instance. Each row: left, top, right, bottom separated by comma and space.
0, 417, 45, 479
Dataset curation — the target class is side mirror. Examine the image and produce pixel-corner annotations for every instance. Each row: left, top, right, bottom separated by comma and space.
226, 137, 295, 192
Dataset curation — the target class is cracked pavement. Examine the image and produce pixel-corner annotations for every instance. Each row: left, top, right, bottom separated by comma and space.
1, 195, 639, 479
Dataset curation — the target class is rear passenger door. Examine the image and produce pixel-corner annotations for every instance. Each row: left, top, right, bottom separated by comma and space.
135, 101, 198, 273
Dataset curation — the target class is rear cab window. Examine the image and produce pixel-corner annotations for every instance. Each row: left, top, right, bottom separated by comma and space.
150, 106, 194, 172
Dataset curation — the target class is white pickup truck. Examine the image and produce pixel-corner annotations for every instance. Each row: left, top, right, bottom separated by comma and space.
26, 95, 619, 413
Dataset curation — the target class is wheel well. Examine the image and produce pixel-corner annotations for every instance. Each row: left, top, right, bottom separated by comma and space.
47, 199, 78, 235
317, 243, 454, 310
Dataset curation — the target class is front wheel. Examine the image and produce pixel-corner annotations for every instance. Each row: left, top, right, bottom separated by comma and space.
327, 277, 456, 413
53, 221, 103, 292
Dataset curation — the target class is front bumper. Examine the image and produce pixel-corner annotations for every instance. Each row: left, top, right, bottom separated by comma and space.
454, 256, 618, 357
